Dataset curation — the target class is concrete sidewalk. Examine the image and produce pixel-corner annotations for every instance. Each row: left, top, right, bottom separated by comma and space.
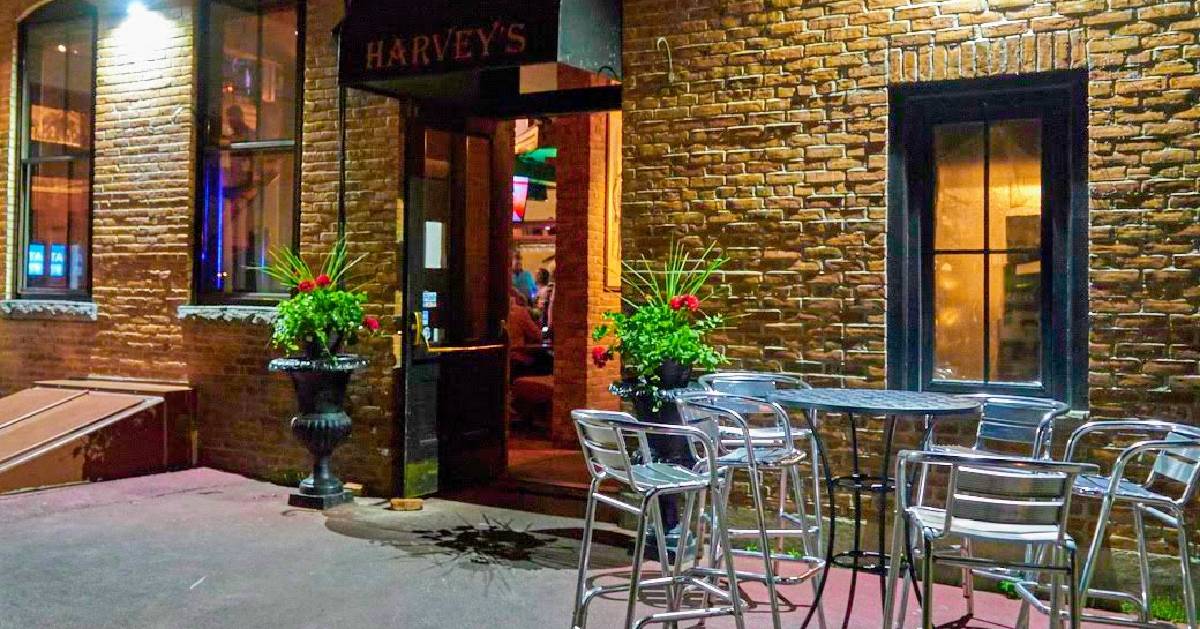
0, 469, 1142, 628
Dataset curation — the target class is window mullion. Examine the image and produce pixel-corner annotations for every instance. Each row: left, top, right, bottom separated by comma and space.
982, 120, 991, 384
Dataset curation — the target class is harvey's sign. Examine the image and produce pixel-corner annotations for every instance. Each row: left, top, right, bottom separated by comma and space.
338, 0, 562, 83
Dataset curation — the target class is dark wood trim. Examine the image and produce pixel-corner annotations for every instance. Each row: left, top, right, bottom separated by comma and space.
15, 2, 98, 301
887, 70, 1089, 409
194, 0, 305, 305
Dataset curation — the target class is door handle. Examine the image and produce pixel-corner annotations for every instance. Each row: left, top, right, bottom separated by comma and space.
411, 312, 429, 351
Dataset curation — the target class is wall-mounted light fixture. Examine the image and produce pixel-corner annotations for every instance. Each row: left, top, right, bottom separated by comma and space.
115, 0, 172, 62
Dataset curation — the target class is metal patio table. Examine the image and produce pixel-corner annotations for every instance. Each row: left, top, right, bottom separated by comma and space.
769, 388, 982, 629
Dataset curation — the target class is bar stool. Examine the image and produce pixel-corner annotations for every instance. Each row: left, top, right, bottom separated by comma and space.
676, 390, 826, 628
1050, 420, 1200, 628
698, 372, 824, 555
571, 410, 745, 629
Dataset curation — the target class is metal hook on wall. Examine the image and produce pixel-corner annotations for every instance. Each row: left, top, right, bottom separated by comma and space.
655, 37, 674, 84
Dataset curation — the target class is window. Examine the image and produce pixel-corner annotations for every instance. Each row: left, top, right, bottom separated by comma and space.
888, 72, 1087, 406
197, 0, 303, 303
17, 0, 97, 299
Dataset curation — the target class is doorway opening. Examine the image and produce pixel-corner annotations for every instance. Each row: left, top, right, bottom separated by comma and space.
505, 111, 623, 493
395, 107, 623, 499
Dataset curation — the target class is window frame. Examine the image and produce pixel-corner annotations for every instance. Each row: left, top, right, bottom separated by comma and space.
15, 0, 98, 301
194, 0, 305, 306
887, 71, 1088, 409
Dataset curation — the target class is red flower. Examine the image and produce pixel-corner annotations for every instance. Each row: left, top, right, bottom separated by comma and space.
314, 274, 332, 287
363, 315, 381, 332
670, 294, 701, 312
297, 280, 316, 293
591, 345, 611, 368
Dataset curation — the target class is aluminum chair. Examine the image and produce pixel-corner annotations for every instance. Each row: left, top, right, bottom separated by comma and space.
1048, 420, 1200, 628
571, 410, 744, 629
698, 373, 823, 558
675, 391, 826, 629
918, 395, 1070, 613
883, 450, 1097, 629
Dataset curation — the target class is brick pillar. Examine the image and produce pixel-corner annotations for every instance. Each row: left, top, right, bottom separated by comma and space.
550, 111, 622, 448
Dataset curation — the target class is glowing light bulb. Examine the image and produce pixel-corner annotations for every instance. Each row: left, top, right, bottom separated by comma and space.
57, 44, 67, 53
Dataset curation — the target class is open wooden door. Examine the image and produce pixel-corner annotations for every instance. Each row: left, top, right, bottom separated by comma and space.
397, 122, 509, 497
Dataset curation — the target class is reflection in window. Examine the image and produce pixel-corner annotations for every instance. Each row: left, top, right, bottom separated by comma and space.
932, 119, 1042, 384
199, 1, 300, 299
19, 4, 95, 296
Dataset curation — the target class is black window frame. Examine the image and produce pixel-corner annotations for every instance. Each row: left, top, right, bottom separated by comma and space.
887, 71, 1088, 409
15, 0, 98, 301
194, 0, 305, 306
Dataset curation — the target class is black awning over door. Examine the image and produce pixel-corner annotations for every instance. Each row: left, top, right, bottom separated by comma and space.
337, 0, 621, 116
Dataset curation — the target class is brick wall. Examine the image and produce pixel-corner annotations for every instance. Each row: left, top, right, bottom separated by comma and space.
621, 0, 1199, 564
621, 0, 1199, 417
0, 0, 401, 495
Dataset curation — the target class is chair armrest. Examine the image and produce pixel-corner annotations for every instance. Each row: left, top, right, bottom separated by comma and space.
1064, 420, 1181, 462
1102, 438, 1200, 500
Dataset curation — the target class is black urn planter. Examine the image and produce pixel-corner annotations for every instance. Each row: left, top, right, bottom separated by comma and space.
269, 355, 367, 510
611, 360, 694, 555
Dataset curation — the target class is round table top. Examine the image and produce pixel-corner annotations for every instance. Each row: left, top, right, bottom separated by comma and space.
770, 388, 981, 416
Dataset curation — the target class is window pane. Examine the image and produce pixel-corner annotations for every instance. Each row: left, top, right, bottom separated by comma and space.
989, 119, 1042, 250
933, 122, 984, 251
208, 2, 298, 145
25, 159, 90, 291
990, 252, 1041, 383
24, 17, 93, 158
200, 150, 294, 294
934, 253, 984, 381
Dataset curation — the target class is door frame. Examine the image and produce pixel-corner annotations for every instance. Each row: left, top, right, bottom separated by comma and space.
394, 114, 514, 497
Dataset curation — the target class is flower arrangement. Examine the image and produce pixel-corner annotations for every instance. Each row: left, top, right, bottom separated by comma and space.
260, 237, 383, 359
592, 241, 729, 400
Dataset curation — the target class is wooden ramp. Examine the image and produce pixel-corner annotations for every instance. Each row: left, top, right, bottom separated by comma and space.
0, 387, 175, 493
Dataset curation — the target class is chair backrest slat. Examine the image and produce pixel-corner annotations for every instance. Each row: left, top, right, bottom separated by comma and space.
959, 394, 1069, 458
951, 495, 1065, 526
573, 410, 638, 484
1151, 431, 1200, 486
946, 463, 1076, 533
699, 371, 810, 399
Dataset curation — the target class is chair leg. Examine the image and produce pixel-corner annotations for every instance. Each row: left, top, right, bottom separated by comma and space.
1132, 505, 1152, 623
790, 461, 828, 629
1079, 493, 1116, 598
1068, 545, 1081, 629
1049, 547, 1063, 629
573, 484, 600, 629
961, 538, 975, 616
648, 495, 676, 621
1176, 510, 1198, 629
777, 463, 790, 553
670, 492, 699, 615
883, 510, 906, 629
921, 537, 934, 629
714, 486, 746, 629
746, 463, 782, 629
626, 496, 651, 629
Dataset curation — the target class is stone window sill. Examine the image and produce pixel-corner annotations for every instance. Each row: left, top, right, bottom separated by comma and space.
0, 299, 98, 322
177, 305, 277, 325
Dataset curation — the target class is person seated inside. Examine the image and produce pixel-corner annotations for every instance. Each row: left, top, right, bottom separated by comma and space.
508, 289, 550, 378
